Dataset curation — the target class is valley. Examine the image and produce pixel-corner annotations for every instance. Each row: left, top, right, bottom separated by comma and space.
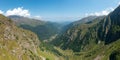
0, 1, 120, 60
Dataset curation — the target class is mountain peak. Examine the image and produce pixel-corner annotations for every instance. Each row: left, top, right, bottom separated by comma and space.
108, 5, 120, 25
109, 5, 120, 16
98, 5, 120, 44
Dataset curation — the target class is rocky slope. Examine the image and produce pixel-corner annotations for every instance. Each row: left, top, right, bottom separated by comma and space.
0, 14, 42, 60
98, 5, 120, 44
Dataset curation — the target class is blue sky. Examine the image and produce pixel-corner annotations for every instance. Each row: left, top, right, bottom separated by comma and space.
0, 0, 120, 22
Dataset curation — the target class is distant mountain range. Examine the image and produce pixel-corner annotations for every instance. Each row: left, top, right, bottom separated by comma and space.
8, 15, 64, 41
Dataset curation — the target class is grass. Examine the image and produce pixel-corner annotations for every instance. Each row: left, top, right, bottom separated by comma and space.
37, 48, 56, 60
53, 39, 120, 60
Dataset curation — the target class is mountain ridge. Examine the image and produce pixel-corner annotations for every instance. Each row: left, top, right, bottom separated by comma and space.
51, 5, 120, 60
8, 15, 61, 40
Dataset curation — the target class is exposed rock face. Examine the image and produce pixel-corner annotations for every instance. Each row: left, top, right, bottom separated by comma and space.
98, 5, 120, 44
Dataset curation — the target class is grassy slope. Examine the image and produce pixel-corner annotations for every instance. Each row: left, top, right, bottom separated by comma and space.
3, 15, 66, 60
54, 39, 120, 60
0, 14, 60, 60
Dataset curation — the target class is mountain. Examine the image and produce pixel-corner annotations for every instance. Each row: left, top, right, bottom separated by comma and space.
0, 14, 66, 60
58, 16, 101, 37
4, 5, 120, 60
52, 5, 120, 60
71, 16, 98, 26
0, 14, 42, 60
52, 16, 105, 52
8, 15, 45, 26
8, 15, 61, 41
98, 5, 120, 44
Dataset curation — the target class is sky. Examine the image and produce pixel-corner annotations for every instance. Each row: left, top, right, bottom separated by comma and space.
0, 0, 120, 22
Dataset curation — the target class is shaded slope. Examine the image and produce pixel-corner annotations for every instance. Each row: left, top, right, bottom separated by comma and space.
98, 5, 120, 44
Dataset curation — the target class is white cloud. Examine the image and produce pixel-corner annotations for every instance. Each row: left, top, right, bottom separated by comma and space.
5, 7, 31, 17
85, 7, 114, 16
0, 10, 4, 14
118, 2, 120, 5
0, 7, 43, 19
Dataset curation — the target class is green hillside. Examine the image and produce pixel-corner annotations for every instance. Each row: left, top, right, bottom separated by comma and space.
52, 16, 105, 52
52, 5, 120, 60
0, 14, 64, 60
